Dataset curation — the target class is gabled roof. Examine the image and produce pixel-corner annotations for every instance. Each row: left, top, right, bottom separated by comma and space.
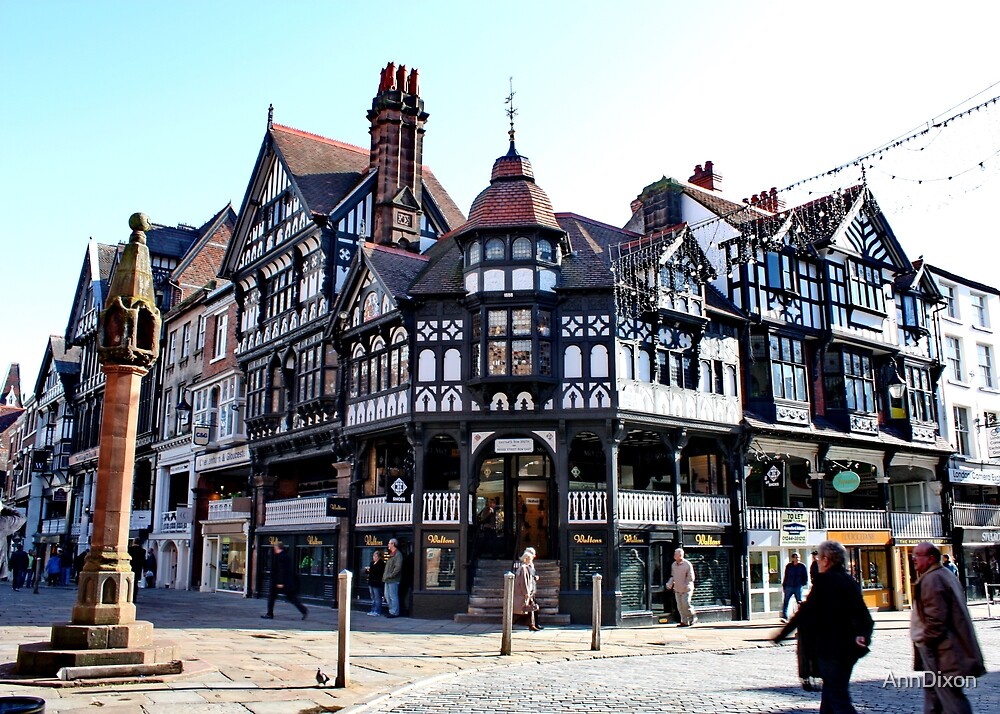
1, 363, 20, 408
64, 240, 118, 343
144, 222, 201, 259
408, 236, 465, 296
0, 408, 22, 431
271, 124, 371, 216
363, 244, 429, 298
706, 284, 747, 321
33, 335, 81, 397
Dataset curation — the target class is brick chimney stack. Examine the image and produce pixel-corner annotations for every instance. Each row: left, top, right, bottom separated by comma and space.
368, 62, 427, 250
744, 187, 783, 213
688, 160, 722, 191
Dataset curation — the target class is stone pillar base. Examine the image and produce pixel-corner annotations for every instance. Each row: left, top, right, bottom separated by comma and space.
72, 569, 137, 625
15, 638, 178, 677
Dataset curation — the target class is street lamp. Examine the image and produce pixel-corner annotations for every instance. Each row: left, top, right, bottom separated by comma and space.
885, 361, 906, 401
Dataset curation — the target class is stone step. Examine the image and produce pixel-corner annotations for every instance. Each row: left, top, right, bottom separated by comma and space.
453, 612, 572, 625
469, 596, 559, 608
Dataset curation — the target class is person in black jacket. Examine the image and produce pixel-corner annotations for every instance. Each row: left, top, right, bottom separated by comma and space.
9, 544, 29, 590
773, 540, 873, 713
262, 541, 308, 620
780, 552, 809, 622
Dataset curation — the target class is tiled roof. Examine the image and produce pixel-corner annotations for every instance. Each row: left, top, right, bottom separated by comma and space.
556, 213, 637, 290
363, 244, 429, 298
706, 284, 747, 320
455, 145, 560, 234
146, 223, 200, 260
0, 408, 22, 431
96, 243, 118, 282
49, 335, 81, 375
422, 167, 466, 231
270, 124, 370, 217
408, 236, 465, 295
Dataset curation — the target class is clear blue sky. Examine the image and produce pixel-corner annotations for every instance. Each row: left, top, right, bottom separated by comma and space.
3, 1, 999, 387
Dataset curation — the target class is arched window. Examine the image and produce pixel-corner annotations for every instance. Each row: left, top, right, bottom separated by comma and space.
564, 345, 583, 379
418, 349, 436, 382
619, 345, 634, 380
536, 238, 555, 262
512, 236, 532, 260
638, 349, 651, 382
362, 292, 380, 322
485, 238, 505, 260
467, 242, 481, 266
591, 345, 609, 379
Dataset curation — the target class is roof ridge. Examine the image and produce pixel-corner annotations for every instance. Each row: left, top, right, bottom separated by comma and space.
367, 243, 431, 262
271, 123, 368, 155
556, 212, 640, 237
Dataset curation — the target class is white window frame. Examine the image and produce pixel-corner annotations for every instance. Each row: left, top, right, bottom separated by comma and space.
196, 315, 206, 353
971, 293, 990, 329
953, 406, 972, 457
943, 284, 958, 319
945, 336, 963, 382
978, 343, 995, 389
212, 314, 228, 361
181, 323, 191, 360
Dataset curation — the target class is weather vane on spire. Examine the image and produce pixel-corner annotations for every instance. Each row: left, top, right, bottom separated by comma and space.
505, 76, 517, 144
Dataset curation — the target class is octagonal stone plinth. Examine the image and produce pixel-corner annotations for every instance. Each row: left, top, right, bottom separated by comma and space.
50, 620, 153, 649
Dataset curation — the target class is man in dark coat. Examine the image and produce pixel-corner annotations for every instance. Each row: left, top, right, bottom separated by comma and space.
262, 541, 308, 620
9, 544, 29, 590
911, 542, 985, 714
774, 540, 873, 713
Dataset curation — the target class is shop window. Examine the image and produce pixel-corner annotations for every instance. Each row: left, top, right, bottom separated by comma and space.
567, 539, 604, 590
689, 548, 732, 607
218, 536, 246, 593
424, 544, 458, 590
620, 546, 649, 612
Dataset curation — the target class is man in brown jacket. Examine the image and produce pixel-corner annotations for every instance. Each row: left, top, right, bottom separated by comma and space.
911, 542, 986, 714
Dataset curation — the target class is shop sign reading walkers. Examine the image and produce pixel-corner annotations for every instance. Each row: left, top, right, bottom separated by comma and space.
780, 511, 809, 546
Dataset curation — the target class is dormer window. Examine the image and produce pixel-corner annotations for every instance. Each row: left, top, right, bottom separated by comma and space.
847, 259, 886, 314
512, 236, 532, 260
467, 242, 481, 266
485, 238, 505, 260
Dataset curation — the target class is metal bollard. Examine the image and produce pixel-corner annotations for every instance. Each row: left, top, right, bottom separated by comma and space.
591, 573, 602, 651
501, 571, 515, 655
336, 569, 352, 687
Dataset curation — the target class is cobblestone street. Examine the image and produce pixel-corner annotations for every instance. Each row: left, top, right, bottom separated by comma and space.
355, 617, 1000, 714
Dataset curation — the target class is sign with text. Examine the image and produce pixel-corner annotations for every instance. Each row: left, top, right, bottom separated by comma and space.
988, 425, 1000, 460
195, 444, 251, 472
494, 438, 534, 454
193, 424, 211, 446
325, 496, 350, 518
780, 511, 809, 546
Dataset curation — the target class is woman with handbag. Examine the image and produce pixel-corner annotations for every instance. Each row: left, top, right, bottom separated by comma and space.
513, 547, 542, 631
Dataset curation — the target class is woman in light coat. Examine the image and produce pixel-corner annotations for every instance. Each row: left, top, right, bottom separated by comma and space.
513, 548, 541, 631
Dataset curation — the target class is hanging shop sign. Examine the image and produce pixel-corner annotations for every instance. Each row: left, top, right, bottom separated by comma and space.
387, 474, 412, 503
832, 470, 861, 494
988, 425, 1000, 460
193, 424, 211, 446
764, 462, 784, 488
780, 511, 809, 546
325, 496, 350, 518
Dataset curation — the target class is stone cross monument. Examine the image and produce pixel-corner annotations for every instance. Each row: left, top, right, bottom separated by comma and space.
17, 214, 177, 675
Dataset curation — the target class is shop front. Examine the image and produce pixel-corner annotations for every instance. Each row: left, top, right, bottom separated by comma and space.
893, 537, 953, 610
201, 528, 248, 594
562, 530, 610, 623
958, 528, 1000, 602
681, 531, 736, 622
353, 531, 414, 613
256, 530, 339, 605
828, 529, 893, 609
747, 518, 826, 619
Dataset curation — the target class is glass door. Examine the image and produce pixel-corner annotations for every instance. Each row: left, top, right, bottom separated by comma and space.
474, 448, 554, 562
749, 549, 783, 616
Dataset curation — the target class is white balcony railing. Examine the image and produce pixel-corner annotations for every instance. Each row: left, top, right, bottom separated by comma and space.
568, 490, 609, 524
952, 502, 1000, 528
356, 496, 412, 527
207, 497, 251, 521
746, 507, 823, 531
159, 510, 192, 534
422, 491, 467, 524
41, 517, 66, 535
264, 497, 339, 527
824, 508, 888, 531
678, 494, 732, 526
618, 491, 675, 525
890, 511, 944, 539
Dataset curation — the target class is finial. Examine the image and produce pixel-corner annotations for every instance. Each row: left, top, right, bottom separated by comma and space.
128, 213, 151, 233
505, 76, 518, 147
267, 103, 274, 130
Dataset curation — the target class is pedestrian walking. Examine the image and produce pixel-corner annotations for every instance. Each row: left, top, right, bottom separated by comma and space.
9, 544, 29, 590
261, 541, 308, 620
128, 540, 145, 598
781, 552, 808, 622
666, 547, 697, 627
144, 548, 157, 589
45, 549, 62, 586
773, 540, 873, 713
942, 553, 959, 577
513, 547, 542, 631
810, 550, 820, 582
911, 542, 985, 714
383, 538, 403, 618
365, 549, 385, 615
0, 505, 27, 581
23, 549, 35, 588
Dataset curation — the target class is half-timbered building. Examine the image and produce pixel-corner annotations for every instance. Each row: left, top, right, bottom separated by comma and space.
219, 63, 465, 602
649, 164, 954, 616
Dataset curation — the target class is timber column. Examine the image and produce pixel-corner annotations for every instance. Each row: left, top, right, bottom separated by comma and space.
17, 214, 173, 675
